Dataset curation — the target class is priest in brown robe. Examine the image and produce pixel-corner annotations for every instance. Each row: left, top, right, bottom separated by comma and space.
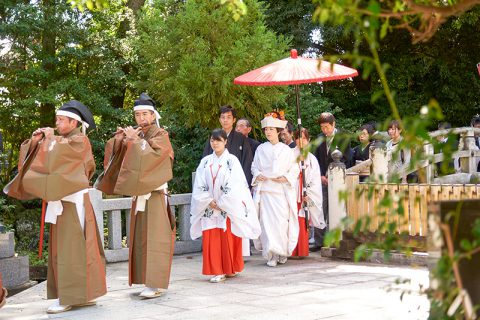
96, 93, 175, 299
3, 100, 107, 313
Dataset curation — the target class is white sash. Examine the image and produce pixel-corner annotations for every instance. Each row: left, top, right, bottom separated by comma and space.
46, 189, 89, 231
134, 183, 168, 214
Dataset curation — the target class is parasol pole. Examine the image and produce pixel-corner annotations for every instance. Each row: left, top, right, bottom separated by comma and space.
295, 84, 309, 232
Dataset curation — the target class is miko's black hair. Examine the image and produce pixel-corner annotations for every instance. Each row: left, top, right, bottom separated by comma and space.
210, 128, 227, 141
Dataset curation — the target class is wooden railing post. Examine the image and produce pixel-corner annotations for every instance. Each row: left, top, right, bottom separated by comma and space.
328, 149, 347, 231
370, 141, 388, 182
423, 143, 434, 183
460, 129, 477, 173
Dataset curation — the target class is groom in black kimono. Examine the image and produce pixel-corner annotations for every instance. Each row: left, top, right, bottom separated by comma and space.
203, 105, 253, 185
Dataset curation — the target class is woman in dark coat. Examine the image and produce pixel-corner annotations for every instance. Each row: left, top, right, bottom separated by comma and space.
353, 124, 374, 163
353, 124, 374, 181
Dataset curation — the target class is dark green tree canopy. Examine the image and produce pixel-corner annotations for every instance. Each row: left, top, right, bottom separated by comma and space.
135, 0, 291, 129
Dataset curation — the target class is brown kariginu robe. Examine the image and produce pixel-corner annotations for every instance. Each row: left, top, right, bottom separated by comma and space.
4, 128, 107, 305
96, 125, 175, 289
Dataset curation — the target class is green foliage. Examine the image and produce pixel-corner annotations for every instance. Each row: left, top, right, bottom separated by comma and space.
0, 0, 136, 180
162, 110, 210, 193
135, 0, 291, 129
0, 194, 44, 254
261, 0, 315, 54
0, 196, 15, 216
281, 85, 366, 139
19, 250, 48, 267
220, 0, 248, 21
312, 1, 480, 125
68, 0, 109, 11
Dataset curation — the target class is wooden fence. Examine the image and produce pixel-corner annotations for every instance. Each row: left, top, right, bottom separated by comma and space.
344, 178, 480, 237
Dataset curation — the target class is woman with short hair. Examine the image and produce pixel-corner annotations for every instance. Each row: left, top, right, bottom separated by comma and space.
292, 128, 326, 257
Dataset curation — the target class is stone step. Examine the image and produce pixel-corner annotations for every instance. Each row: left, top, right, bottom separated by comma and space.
321, 247, 428, 266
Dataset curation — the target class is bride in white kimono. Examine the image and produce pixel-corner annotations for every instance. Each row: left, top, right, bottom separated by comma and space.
292, 128, 326, 257
190, 129, 261, 283
252, 116, 300, 267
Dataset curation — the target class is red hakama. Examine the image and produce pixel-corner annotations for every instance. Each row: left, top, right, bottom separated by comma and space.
202, 218, 244, 275
292, 173, 309, 257
291, 216, 309, 257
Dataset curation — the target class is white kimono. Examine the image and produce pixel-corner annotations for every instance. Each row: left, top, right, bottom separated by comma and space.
190, 150, 261, 253
294, 148, 326, 229
251, 141, 300, 259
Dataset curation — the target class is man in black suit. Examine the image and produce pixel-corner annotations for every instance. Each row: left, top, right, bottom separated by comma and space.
203, 106, 253, 184
312, 112, 352, 250
235, 118, 261, 156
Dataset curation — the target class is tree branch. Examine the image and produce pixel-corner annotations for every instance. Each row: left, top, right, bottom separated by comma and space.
356, 0, 480, 42
405, 0, 480, 17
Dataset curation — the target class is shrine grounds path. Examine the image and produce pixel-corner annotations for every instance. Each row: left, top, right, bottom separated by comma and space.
2, 252, 429, 320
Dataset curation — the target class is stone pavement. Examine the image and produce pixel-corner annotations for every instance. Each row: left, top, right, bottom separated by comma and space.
1, 252, 429, 320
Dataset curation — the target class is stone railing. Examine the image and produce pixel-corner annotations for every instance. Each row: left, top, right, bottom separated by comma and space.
88, 189, 200, 263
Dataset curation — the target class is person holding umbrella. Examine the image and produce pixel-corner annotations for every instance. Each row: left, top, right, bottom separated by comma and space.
292, 128, 326, 257
252, 114, 300, 267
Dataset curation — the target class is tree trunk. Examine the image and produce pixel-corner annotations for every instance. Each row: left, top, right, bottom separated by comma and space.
110, 0, 146, 108
40, 0, 56, 127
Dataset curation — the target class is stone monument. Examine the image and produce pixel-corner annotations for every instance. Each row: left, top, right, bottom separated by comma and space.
0, 230, 30, 292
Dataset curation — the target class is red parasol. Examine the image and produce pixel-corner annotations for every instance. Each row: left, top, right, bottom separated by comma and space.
234, 49, 358, 86
234, 49, 358, 131
234, 49, 359, 229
